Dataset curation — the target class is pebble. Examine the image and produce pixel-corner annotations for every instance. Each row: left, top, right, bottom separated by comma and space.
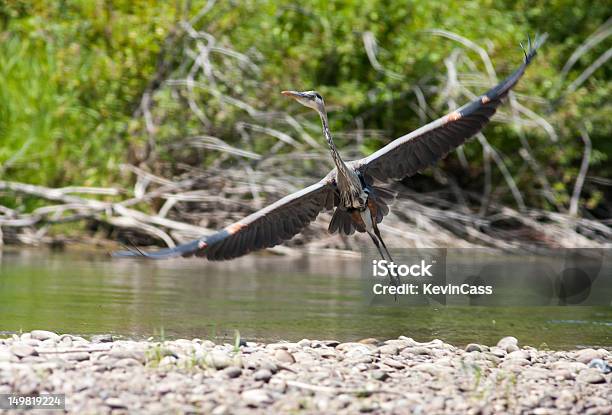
482, 352, 502, 366
359, 403, 377, 412
575, 348, 602, 364
588, 358, 611, 374
212, 405, 229, 415
532, 408, 555, 415
267, 342, 297, 350
0, 332, 608, 413
322, 340, 340, 347
337, 342, 372, 352
507, 350, 530, 361
489, 347, 507, 358
553, 369, 573, 380
31, 330, 60, 341
384, 339, 413, 348
465, 343, 483, 352
317, 348, 336, 359
91, 334, 113, 343
372, 370, 390, 381
258, 360, 278, 373
507, 344, 520, 353
352, 355, 373, 364
522, 368, 550, 380
414, 363, 442, 376
555, 390, 576, 409
65, 352, 90, 361
205, 351, 233, 370
114, 358, 141, 367
500, 358, 530, 367
552, 361, 587, 373
274, 349, 295, 364
105, 398, 127, 409
253, 369, 273, 382
297, 339, 311, 347
378, 344, 399, 355
37, 339, 57, 349
242, 389, 273, 407
223, 367, 242, 378
159, 356, 177, 366
111, 349, 145, 363
353, 363, 369, 372
344, 346, 374, 359
497, 336, 519, 353
10, 344, 38, 358
577, 368, 606, 384
382, 357, 405, 369
402, 346, 432, 356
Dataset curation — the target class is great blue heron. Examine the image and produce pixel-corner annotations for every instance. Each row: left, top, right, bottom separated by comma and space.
114, 37, 544, 262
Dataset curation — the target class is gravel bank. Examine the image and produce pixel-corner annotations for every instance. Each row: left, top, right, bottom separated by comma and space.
0, 331, 610, 414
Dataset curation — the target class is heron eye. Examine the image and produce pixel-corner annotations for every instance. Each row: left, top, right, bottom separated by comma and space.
314, 93, 322, 100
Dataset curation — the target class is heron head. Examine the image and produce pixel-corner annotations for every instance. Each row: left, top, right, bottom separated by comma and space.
281, 90, 325, 113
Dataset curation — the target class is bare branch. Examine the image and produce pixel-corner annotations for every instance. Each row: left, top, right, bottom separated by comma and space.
427, 29, 497, 82
561, 17, 612, 78
569, 127, 592, 216
566, 47, 612, 95
362, 31, 404, 80
476, 134, 526, 211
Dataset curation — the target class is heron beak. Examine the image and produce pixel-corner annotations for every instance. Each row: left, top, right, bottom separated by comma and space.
281, 90, 300, 99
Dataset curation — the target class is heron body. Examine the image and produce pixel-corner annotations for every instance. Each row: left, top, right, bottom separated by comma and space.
113, 36, 545, 262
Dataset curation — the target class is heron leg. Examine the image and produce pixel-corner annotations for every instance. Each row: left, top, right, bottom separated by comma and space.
373, 224, 393, 263
367, 231, 387, 261
368, 231, 399, 301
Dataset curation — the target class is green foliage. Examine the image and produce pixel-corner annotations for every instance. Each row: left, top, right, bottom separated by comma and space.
0, 0, 178, 186
0, 0, 609, 213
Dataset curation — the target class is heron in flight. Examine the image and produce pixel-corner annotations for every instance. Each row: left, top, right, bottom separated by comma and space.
114, 37, 543, 262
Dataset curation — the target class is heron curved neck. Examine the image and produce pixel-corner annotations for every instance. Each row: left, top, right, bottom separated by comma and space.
319, 112, 349, 174
319, 109, 365, 208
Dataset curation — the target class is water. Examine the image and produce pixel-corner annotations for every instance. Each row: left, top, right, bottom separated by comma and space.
0, 249, 610, 350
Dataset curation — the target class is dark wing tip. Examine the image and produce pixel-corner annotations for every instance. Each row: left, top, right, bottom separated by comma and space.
480, 33, 546, 103
111, 239, 205, 260
522, 33, 548, 64
111, 247, 145, 258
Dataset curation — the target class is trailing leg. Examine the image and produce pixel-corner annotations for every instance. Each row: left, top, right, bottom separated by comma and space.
367, 231, 387, 262
368, 231, 399, 301
373, 224, 393, 263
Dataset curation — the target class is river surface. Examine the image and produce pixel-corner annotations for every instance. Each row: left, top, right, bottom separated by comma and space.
0, 249, 610, 349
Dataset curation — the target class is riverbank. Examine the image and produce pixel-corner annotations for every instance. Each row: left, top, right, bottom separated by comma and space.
0, 331, 610, 414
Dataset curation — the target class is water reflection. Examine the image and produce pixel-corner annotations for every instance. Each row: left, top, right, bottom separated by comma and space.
0, 249, 610, 350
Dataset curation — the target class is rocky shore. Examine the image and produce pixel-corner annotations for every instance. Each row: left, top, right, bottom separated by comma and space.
0, 331, 610, 414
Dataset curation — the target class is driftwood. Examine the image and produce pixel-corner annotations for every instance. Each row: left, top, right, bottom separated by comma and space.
1, 172, 610, 252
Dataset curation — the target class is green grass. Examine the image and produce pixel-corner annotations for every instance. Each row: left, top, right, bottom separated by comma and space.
0, 35, 89, 184
0, 1, 177, 191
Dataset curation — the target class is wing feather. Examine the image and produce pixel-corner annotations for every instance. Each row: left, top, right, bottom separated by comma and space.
358, 36, 544, 181
112, 179, 336, 261
206, 180, 337, 260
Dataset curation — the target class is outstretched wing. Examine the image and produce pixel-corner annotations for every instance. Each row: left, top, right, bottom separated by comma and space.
113, 178, 337, 261
358, 35, 545, 181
